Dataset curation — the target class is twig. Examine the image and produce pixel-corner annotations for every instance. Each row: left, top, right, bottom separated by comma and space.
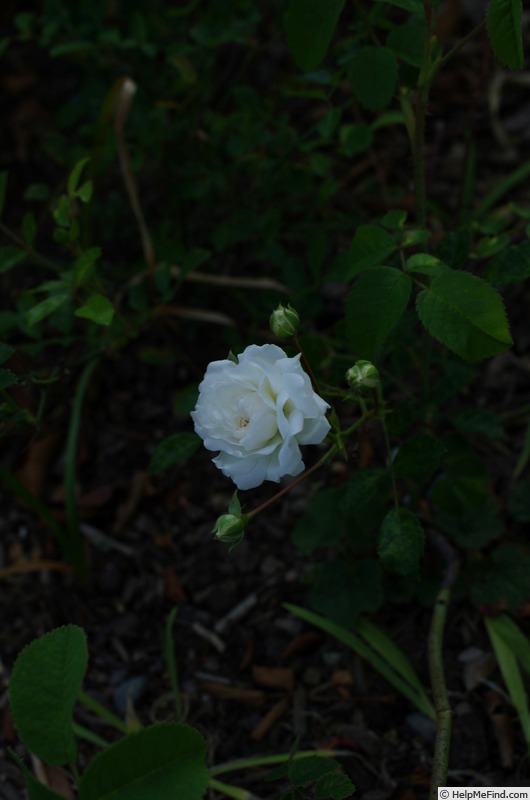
114, 77, 156, 277
427, 531, 460, 798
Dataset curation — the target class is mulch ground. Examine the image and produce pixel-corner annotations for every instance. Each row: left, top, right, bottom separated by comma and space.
2, 10, 530, 799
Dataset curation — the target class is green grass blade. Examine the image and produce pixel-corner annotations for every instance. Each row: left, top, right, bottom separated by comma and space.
164, 607, 183, 721
474, 159, 530, 220
0, 466, 68, 554
486, 615, 530, 679
485, 615, 530, 747
356, 616, 432, 701
285, 604, 435, 719
64, 358, 98, 580
208, 778, 259, 800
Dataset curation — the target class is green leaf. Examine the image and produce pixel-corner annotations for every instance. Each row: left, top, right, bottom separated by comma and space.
509, 482, 530, 522
433, 467, 501, 548
485, 242, 530, 286
74, 293, 114, 326
77, 180, 93, 203
486, 615, 530, 680
10, 753, 66, 800
148, 432, 201, 476
67, 157, 90, 197
452, 409, 504, 439
74, 247, 102, 287
386, 22, 426, 68
79, 723, 209, 800
346, 468, 388, 510
291, 486, 347, 554
9, 626, 88, 765
338, 124, 373, 156
0, 246, 27, 273
371, 0, 422, 10
288, 756, 337, 787
485, 616, 530, 746
471, 544, 530, 611
0, 368, 17, 389
286, 0, 346, 72
416, 270, 513, 361
25, 293, 70, 327
335, 224, 397, 280
310, 558, 384, 626
486, 0, 524, 69
0, 342, 14, 365
348, 46, 397, 111
53, 195, 71, 228
378, 508, 424, 577
345, 267, 411, 361
393, 435, 446, 481
285, 604, 435, 718
435, 226, 472, 269
22, 212, 37, 245
315, 772, 356, 800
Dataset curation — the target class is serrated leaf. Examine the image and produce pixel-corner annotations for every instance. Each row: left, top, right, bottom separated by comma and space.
286, 0, 346, 72
386, 21, 425, 67
315, 771, 356, 800
149, 433, 201, 476
74, 293, 114, 326
509, 482, 530, 522
346, 468, 388, 510
433, 479, 501, 548
338, 224, 397, 280
310, 558, 383, 626
0, 368, 17, 389
79, 723, 209, 800
471, 544, 530, 611
393, 435, 446, 481
291, 486, 347, 554
378, 508, 424, 576
0, 246, 27, 273
289, 756, 337, 787
452, 409, 503, 439
435, 226, 472, 269
485, 242, 530, 286
486, 0, 523, 69
9, 626, 88, 765
416, 270, 512, 361
348, 46, 397, 111
345, 267, 411, 361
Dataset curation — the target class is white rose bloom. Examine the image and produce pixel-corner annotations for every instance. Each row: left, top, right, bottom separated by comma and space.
191, 344, 331, 490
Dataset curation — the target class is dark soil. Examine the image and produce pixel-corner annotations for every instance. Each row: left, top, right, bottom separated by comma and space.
2, 9, 530, 800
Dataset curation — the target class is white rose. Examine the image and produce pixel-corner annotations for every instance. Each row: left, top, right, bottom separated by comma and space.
191, 344, 331, 490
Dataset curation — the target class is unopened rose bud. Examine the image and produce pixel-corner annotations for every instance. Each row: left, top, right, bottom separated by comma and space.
213, 513, 246, 544
346, 360, 380, 393
269, 304, 299, 338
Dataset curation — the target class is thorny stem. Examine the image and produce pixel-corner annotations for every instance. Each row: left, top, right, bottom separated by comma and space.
246, 444, 338, 521
427, 533, 460, 798
293, 336, 321, 395
375, 385, 399, 511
